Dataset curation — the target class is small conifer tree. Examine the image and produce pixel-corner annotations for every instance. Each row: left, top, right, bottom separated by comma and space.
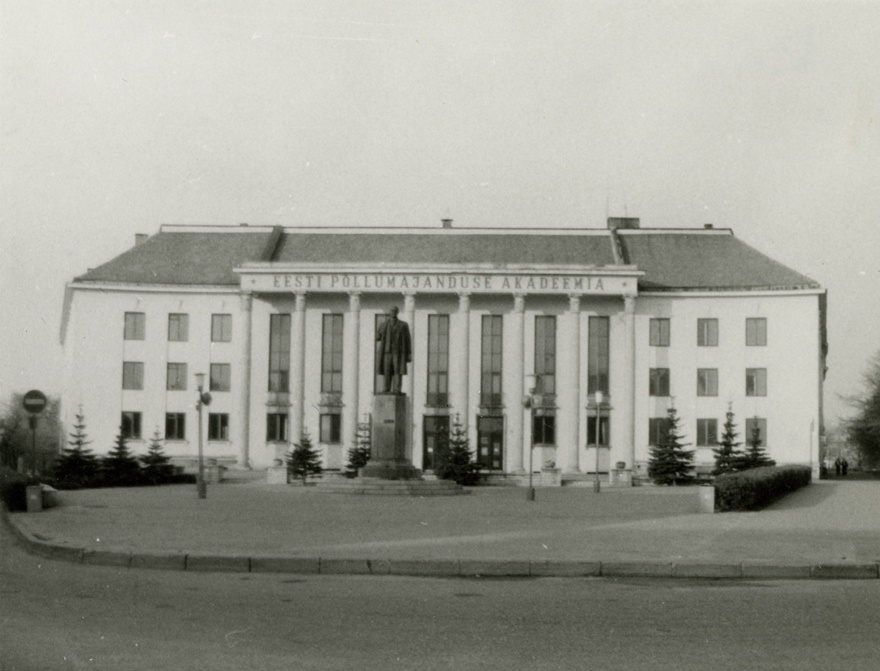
346, 420, 372, 476
53, 407, 99, 488
141, 428, 174, 485
102, 428, 143, 486
286, 431, 323, 484
712, 405, 744, 476
648, 406, 695, 485
435, 414, 480, 486
741, 419, 776, 470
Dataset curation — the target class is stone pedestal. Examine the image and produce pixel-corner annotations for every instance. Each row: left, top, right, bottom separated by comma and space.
360, 394, 421, 480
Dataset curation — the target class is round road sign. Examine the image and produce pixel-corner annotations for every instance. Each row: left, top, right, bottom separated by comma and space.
22, 390, 48, 414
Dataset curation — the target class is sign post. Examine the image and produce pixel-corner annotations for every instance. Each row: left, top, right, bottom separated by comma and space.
22, 390, 47, 475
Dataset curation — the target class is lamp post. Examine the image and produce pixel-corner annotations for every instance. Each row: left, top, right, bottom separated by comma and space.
524, 374, 537, 501
594, 390, 604, 493
194, 373, 212, 499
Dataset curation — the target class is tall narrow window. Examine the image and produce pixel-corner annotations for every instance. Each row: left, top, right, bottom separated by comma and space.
587, 316, 610, 395
321, 314, 344, 393
697, 368, 719, 397
208, 413, 229, 441
266, 413, 288, 442
124, 312, 145, 340
746, 318, 767, 346
480, 315, 503, 407
532, 413, 556, 445
320, 413, 341, 444
165, 413, 186, 440
649, 368, 670, 397
122, 362, 144, 390
697, 318, 719, 346
426, 314, 450, 406
167, 314, 189, 342
746, 368, 768, 396
649, 318, 670, 347
268, 314, 291, 392
697, 419, 718, 446
374, 314, 387, 393
212, 314, 232, 343
587, 415, 610, 446
166, 363, 187, 391
210, 363, 231, 392
534, 316, 556, 395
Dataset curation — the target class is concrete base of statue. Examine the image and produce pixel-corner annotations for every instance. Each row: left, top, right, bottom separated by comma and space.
359, 393, 422, 480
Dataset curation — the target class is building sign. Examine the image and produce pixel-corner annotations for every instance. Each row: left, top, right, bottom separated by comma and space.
242, 272, 635, 295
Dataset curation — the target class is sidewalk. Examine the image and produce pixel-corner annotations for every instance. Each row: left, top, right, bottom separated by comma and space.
6, 479, 880, 579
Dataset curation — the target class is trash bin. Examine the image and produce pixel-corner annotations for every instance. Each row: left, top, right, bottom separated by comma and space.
25, 485, 43, 513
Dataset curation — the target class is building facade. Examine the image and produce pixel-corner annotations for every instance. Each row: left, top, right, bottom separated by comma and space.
60, 218, 827, 482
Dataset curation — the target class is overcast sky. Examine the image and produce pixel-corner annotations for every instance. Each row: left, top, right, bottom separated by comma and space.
2, 0, 878, 427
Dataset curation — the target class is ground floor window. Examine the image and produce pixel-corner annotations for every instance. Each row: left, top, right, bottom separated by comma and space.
696, 418, 718, 446
422, 415, 450, 471
165, 413, 185, 440
648, 417, 671, 446
586, 415, 610, 446
208, 413, 229, 441
121, 411, 142, 440
266, 413, 288, 442
532, 413, 555, 445
477, 416, 504, 471
320, 413, 341, 444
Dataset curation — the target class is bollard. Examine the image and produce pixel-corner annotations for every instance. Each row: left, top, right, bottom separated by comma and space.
25, 485, 43, 513
698, 485, 715, 514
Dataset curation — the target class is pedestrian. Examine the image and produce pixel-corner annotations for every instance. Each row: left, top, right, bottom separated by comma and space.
835, 457, 841, 476
842, 458, 849, 476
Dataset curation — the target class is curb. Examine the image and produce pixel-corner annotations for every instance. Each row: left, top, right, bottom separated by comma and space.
4, 510, 879, 581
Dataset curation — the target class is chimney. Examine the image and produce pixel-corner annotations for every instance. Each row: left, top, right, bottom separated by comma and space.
135, 233, 148, 246
704, 223, 714, 229
607, 217, 640, 230
441, 218, 453, 229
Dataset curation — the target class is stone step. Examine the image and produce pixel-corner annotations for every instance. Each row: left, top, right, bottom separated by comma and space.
314, 478, 467, 496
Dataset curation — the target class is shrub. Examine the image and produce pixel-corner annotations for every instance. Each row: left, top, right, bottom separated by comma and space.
286, 431, 323, 484
435, 415, 481, 486
714, 465, 812, 512
345, 421, 371, 477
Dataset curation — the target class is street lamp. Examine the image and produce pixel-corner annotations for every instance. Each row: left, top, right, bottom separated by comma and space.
594, 390, 604, 493
194, 373, 212, 499
524, 374, 538, 501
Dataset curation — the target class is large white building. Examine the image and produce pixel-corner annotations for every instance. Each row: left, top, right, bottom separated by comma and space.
60, 218, 827, 482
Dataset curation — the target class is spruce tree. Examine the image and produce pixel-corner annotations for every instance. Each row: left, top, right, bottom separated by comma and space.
53, 407, 99, 488
712, 405, 744, 476
286, 431, 323, 484
102, 428, 143, 486
346, 420, 372, 476
435, 414, 480, 486
741, 419, 776, 470
648, 406, 695, 485
140, 428, 174, 485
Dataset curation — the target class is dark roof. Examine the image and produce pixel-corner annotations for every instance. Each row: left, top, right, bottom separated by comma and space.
618, 232, 819, 291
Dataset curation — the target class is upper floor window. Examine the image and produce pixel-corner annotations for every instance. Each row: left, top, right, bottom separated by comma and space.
122, 362, 144, 390
124, 312, 145, 340
697, 318, 718, 346
212, 314, 233, 343
746, 318, 767, 346
649, 318, 670, 347
588, 316, 610, 395
480, 315, 503, 407
268, 314, 291, 393
167, 362, 188, 391
210, 363, 231, 392
321, 314, 344, 393
746, 368, 767, 396
426, 314, 450, 406
697, 368, 719, 397
168, 313, 189, 342
649, 368, 670, 397
534, 316, 556, 395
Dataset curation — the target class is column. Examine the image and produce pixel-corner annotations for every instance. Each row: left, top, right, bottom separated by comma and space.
343, 292, 361, 449
290, 292, 307, 444
508, 295, 525, 473
456, 293, 471, 431
621, 295, 636, 474
237, 292, 253, 468
558, 294, 580, 473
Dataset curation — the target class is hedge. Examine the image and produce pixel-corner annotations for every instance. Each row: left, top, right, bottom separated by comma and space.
714, 465, 812, 512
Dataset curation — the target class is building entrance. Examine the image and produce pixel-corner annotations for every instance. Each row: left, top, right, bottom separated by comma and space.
422, 415, 449, 472
477, 416, 504, 471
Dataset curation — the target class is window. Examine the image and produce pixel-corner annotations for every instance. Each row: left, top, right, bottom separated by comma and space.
534, 316, 556, 395
697, 368, 719, 397
321, 314, 344, 393
586, 415, 610, 446
208, 413, 229, 441
124, 312, 145, 340
532, 414, 556, 445
477, 415, 504, 470
122, 362, 144, 390
649, 318, 670, 347
165, 413, 186, 440
210, 363, 231, 392
746, 368, 767, 396
746, 318, 767, 346
480, 315, 503, 406
648, 417, 671, 446
697, 419, 718, 447
121, 411, 142, 439
166, 363, 187, 391
697, 318, 719, 346
212, 314, 232, 343
427, 314, 450, 406
745, 417, 768, 447
422, 416, 450, 471
320, 413, 341, 444
374, 314, 388, 393
268, 314, 291, 392
588, 316, 610, 395
168, 313, 189, 342
266, 413, 288, 442
649, 368, 670, 397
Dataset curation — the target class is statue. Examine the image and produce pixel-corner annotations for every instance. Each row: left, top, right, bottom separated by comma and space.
376, 306, 412, 394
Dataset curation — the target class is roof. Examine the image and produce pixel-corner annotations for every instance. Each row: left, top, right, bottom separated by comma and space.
73, 225, 820, 292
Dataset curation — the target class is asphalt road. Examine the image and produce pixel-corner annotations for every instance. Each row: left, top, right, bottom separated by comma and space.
3, 521, 880, 671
